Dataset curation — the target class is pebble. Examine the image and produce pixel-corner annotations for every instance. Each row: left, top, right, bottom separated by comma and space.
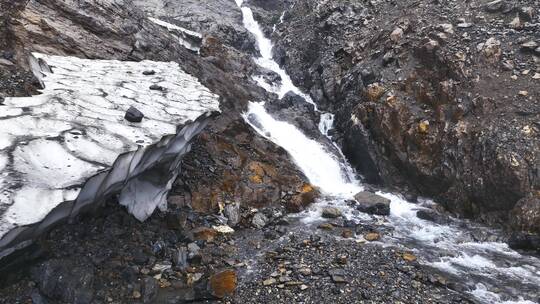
403, 253, 417, 262
132, 291, 141, 299
263, 278, 276, 286
390, 27, 404, 42
341, 229, 354, 238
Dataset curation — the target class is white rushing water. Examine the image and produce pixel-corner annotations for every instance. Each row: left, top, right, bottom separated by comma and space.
234, 2, 540, 303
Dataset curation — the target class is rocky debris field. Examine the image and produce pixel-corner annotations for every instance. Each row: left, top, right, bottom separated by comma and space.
270, 0, 540, 235
0, 195, 474, 304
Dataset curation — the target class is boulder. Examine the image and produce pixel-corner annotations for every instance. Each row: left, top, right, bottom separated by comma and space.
354, 191, 391, 216
322, 207, 342, 218
32, 259, 95, 304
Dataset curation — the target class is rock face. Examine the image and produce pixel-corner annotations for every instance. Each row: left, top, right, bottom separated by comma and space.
272, 0, 540, 233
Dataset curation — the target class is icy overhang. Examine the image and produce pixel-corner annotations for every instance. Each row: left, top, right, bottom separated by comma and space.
0, 53, 219, 259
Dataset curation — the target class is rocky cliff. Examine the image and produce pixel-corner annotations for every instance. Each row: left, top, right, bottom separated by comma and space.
270, 0, 540, 234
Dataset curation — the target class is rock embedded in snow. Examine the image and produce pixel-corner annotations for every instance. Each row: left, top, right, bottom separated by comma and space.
124, 106, 145, 122
354, 191, 391, 216
149, 84, 165, 91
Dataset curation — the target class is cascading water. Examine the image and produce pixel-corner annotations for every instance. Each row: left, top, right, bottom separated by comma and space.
235, 2, 540, 303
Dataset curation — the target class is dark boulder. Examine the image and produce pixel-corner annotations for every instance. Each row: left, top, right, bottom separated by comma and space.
354, 191, 391, 216
416, 209, 450, 225
508, 233, 540, 252
32, 259, 95, 304
124, 106, 144, 123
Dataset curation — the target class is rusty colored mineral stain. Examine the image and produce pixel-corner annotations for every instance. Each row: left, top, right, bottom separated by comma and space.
209, 270, 237, 298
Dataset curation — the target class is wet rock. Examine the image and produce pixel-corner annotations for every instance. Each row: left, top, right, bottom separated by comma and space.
124, 106, 144, 123
252, 212, 268, 228
322, 207, 342, 219
508, 232, 540, 252
510, 196, 540, 234
416, 209, 450, 225
32, 259, 95, 304
354, 191, 391, 216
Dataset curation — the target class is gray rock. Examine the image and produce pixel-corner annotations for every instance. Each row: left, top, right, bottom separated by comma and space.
416, 209, 450, 225
252, 212, 268, 228
521, 41, 538, 51
0, 58, 14, 66
32, 259, 95, 304
322, 207, 342, 219
172, 247, 188, 268
354, 191, 391, 216
187, 242, 200, 257
224, 202, 241, 227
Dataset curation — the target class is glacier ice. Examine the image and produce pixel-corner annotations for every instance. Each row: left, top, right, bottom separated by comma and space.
0, 53, 219, 259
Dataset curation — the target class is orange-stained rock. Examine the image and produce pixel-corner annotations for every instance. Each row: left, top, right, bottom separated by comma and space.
192, 227, 217, 242
209, 270, 237, 298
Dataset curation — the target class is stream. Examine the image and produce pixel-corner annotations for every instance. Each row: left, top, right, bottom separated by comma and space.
234, 1, 540, 303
